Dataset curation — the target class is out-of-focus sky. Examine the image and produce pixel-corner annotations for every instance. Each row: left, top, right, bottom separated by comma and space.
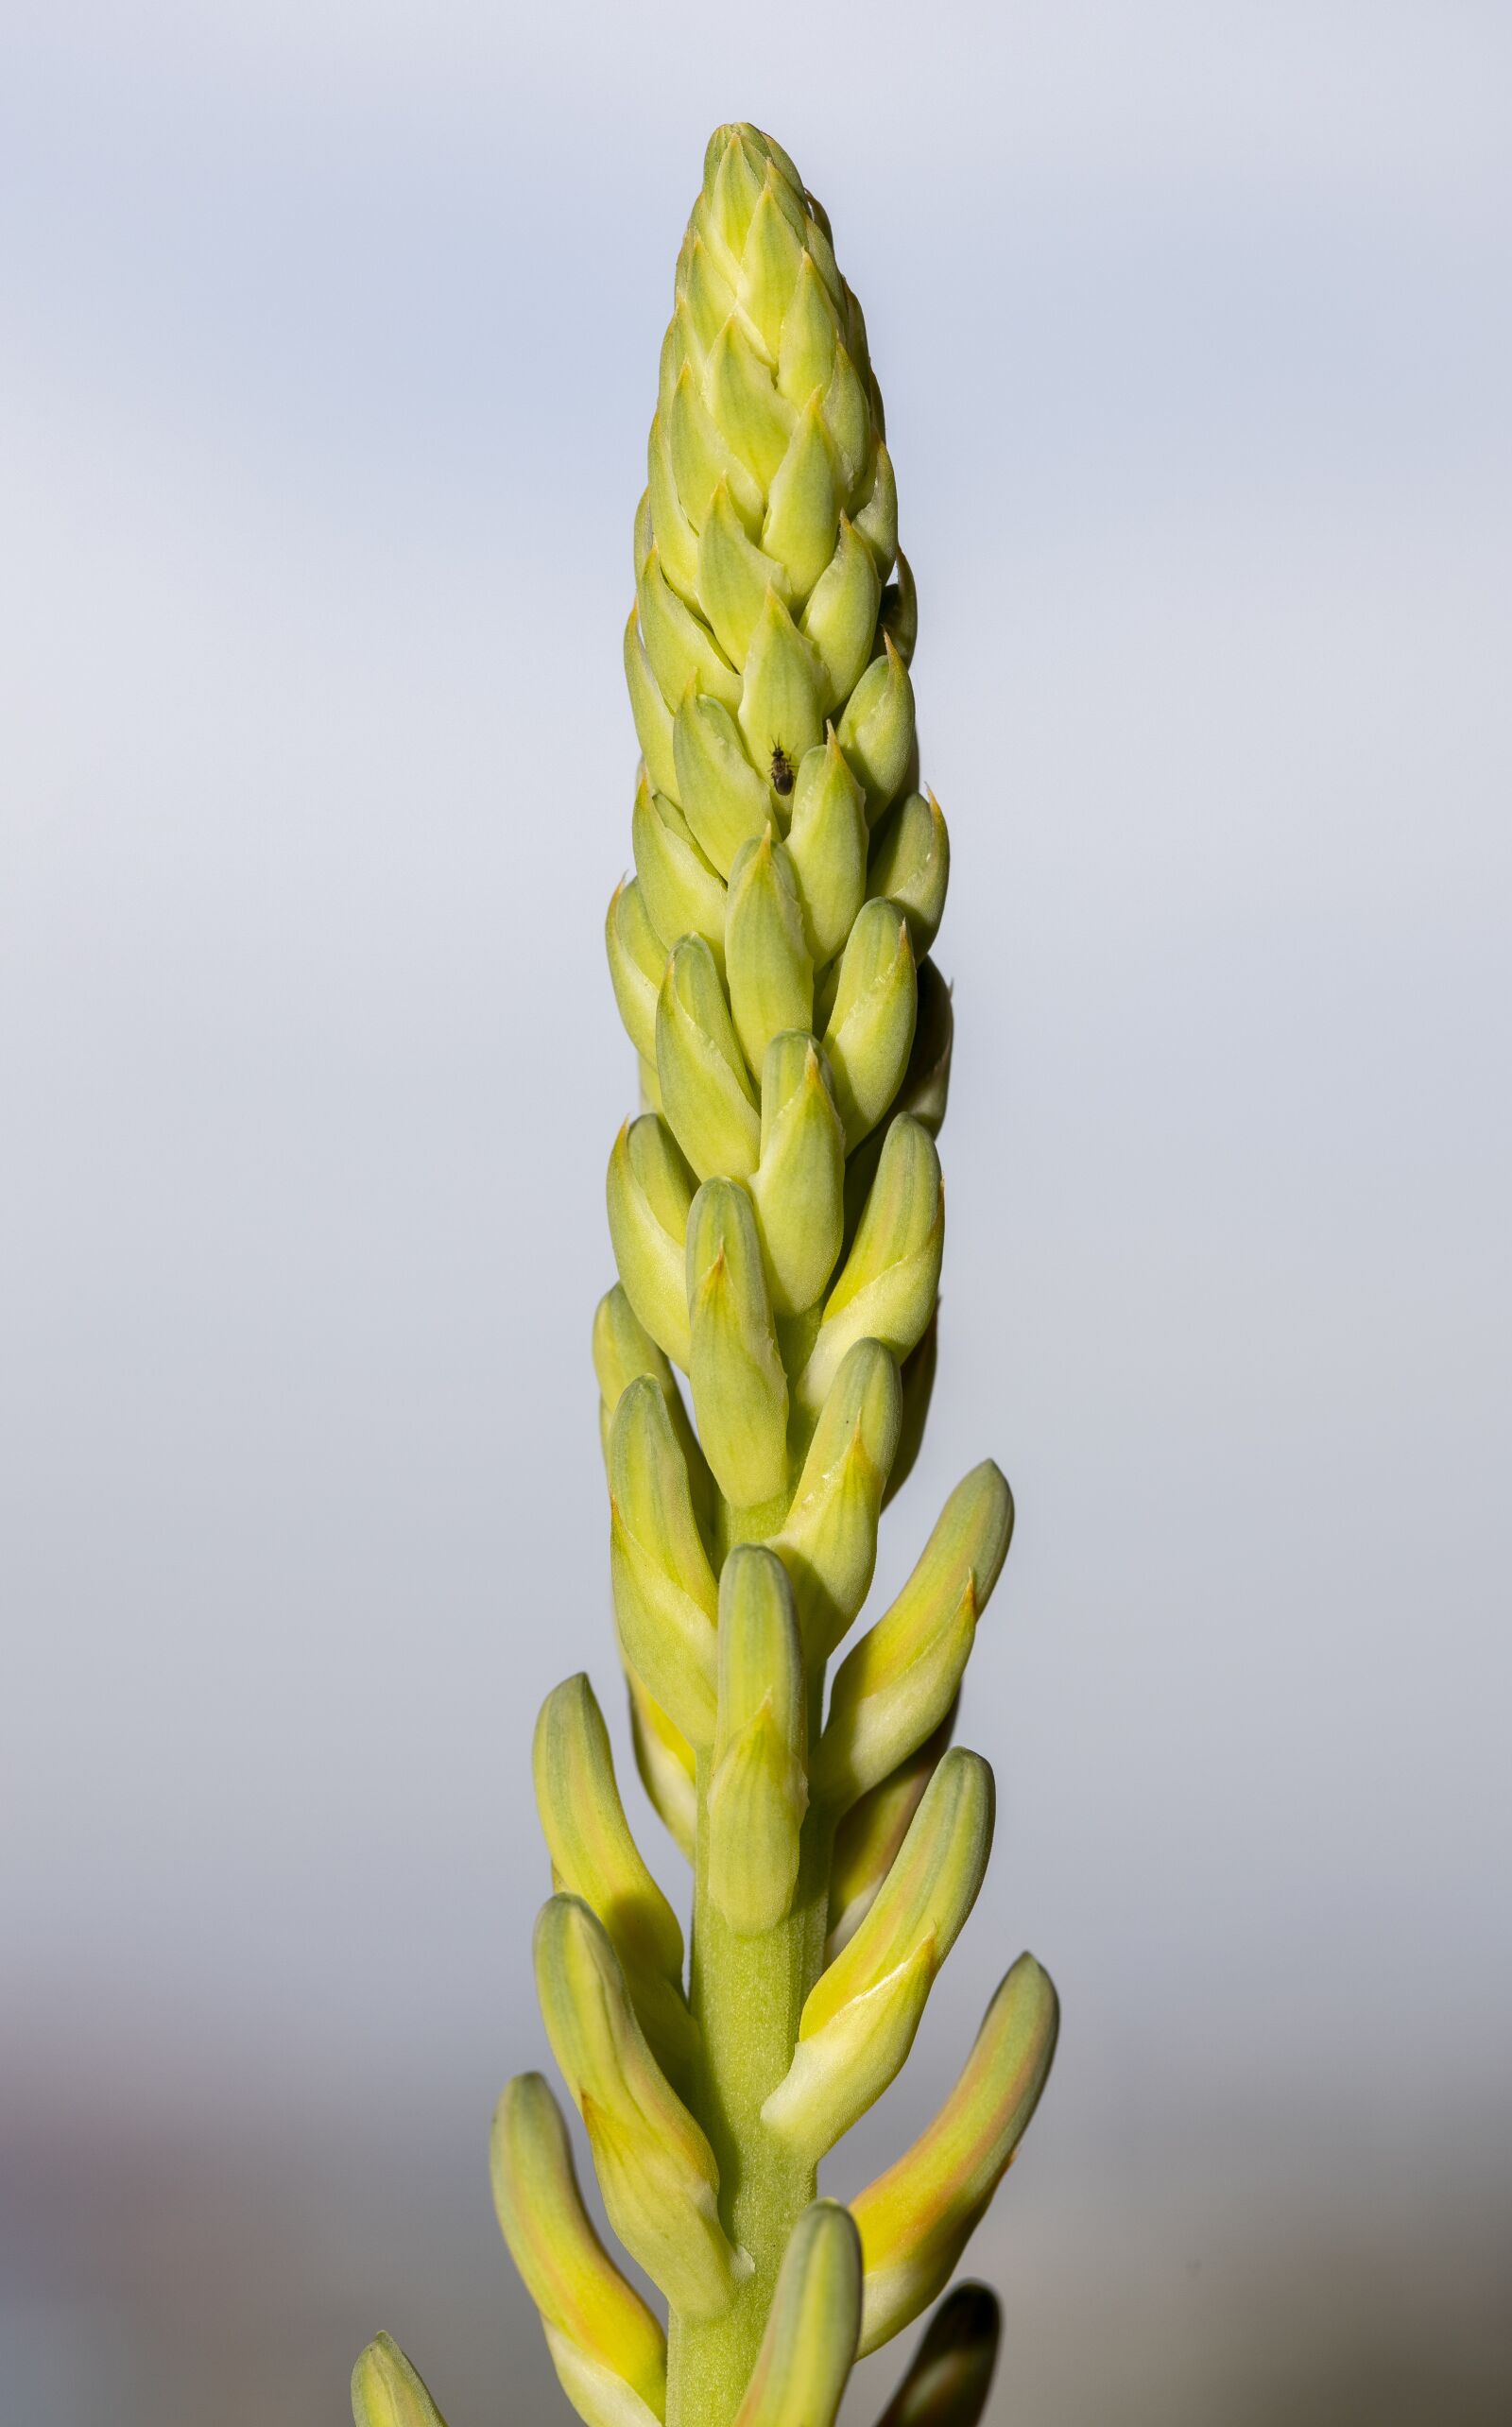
3, 4, 1509, 2422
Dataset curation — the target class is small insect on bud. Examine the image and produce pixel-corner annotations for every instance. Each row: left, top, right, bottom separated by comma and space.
770, 742, 796, 797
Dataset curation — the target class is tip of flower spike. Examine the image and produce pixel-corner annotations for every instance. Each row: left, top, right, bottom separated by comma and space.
703, 122, 806, 200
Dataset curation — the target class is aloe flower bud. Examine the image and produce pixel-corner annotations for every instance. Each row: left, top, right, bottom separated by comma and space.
774, 1337, 902, 1662
606, 1116, 696, 1369
820, 899, 917, 1148
815, 1464, 1013, 1807
634, 776, 728, 974
852, 1954, 1059, 2355
592, 1284, 712, 1528
659, 935, 762, 1181
607, 878, 668, 1069
750, 1031, 845, 1317
730, 2201, 861, 2427
763, 1751, 993, 2158
628, 1672, 697, 1864
686, 1179, 788, 1508
799, 1113, 943, 1412
707, 1546, 807, 1935
827, 1709, 955, 1958
868, 790, 950, 959
534, 1895, 747, 2319
786, 728, 868, 962
609, 1377, 718, 1747
725, 830, 813, 1076
351, 2335, 447, 2427
871, 2284, 1000, 2427
490, 2073, 669, 2427
533, 1675, 696, 2082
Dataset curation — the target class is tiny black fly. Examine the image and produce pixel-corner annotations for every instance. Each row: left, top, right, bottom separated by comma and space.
769, 744, 795, 798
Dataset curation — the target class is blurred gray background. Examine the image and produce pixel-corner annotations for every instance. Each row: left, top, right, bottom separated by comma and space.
4, 3, 1509, 2420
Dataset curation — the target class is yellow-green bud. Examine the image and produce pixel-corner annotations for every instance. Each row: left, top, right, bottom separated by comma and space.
697, 484, 788, 668
785, 727, 868, 963
637, 542, 741, 716
802, 514, 882, 713
625, 608, 679, 801
605, 1116, 696, 1370
827, 1708, 954, 1959
632, 776, 727, 973
894, 958, 954, 1137
868, 789, 950, 959
856, 442, 900, 583
738, 588, 825, 788
837, 632, 915, 824
685, 1179, 789, 1509
774, 1337, 902, 1662
608, 1377, 718, 1748
729, 2200, 861, 2427
606, 877, 667, 1068
799, 1114, 943, 1411
591, 1285, 713, 1536
707, 1546, 808, 1936
871, 2283, 1000, 2427
750, 1032, 845, 1318
533, 1675, 695, 2083
764, 393, 841, 601
351, 2334, 447, 2427
853, 1954, 1059, 2355
627, 1672, 696, 1865
821, 898, 917, 1149
533, 1895, 747, 2319
490, 2073, 669, 2427
647, 416, 700, 598
657, 936, 761, 1182
725, 830, 813, 1076
673, 687, 771, 877
763, 1749, 993, 2159
814, 1463, 1013, 1807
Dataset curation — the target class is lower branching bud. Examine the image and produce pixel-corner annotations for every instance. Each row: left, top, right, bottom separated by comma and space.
685, 1178, 789, 1508
706, 1546, 808, 1936
609, 1377, 719, 1749
799, 1113, 943, 1412
775, 1337, 902, 1663
729, 2201, 862, 2427
827, 1708, 955, 1958
351, 2334, 448, 2427
871, 2285, 1001, 2427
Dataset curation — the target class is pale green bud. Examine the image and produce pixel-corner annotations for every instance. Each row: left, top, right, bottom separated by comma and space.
837, 634, 915, 824
799, 1115, 943, 1410
707, 1545, 808, 1936
490, 2074, 668, 2427
647, 418, 700, 601
763, 393, 841, 602
871, 2284, 1001, 2427
352, 2336, 447, 2427
627, 1671, 696, 1864
814, 1463, 1013, 1807
739, 173, 808, 358
673, 686, 772, 876
785, 727, 868, 963
750, 1031, 845, 1317
533, 1675, 695, 2082
685, 1178, 789, 1509
638, 544, 742, 716
827, 1708, 954, 1959
705, 319, 797, 491
730, 2200, 862, 2427
854, 440, 900, 582
624, 609, 679, 802
606, 877, 667, 1068
892, 958, 954, 1136
725, 830, 813, 1077
608, 1377, 718, 1749
868, 789, 949, 958
533, 1895, 747, 2319
738, 588, 824, 790
852, 1954, 1058, 2356
821, 339, 871, 500
632, 775, 727, 973
821, 899, 918, 1149
762, 1750, 993, 2159
668, 357, 765, 538
698, 483, 788, 667
776, 248, 839, 410
591, 1285, 712, 1536
657, 935, 761, 1182
774, 1337, 902, 1662
802, 514, 883, 713
605, 1115, 696, 1370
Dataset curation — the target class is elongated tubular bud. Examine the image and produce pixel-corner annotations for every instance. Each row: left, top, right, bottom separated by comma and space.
786, 727, 868, 964
626, 610, 679, 800
814, 1463, 1013, 1808
853, 1954, 1059, 2356
627, 1672, 696, 1863
799, 1114, 943, 1412
707, 1546, 808, 1935
657, 934, 761, 1181
534, 1895, 747, 2319
685, 1178, 789, 1508
822, 898, 917, 1149
837, 632, 916, 824
725, 829, 813, 1076
827, 1706, 955, 1959
606, 877, 668, 1067
490, 2074, 668, 2427
762, 1750, 993, 2159
750, 1030, 845, 1317
608, 1377, 718, 1748
606, 1116, 696, 1370
868, 790, 950, 959
870, 2284, 1001, 2427
351, 2334, 448, 2427
673, 687, 771, 877
633, 777, 728, 973
533, 1676, 695, 2081
730, 2200, 862, 2427
774, 1336, 902, 1663
592, 1284, 713, 1525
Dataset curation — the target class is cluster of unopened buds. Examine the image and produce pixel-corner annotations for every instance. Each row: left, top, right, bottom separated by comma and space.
352, 121, 1057, 2427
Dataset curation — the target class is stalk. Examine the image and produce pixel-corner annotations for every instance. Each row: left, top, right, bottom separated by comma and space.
352, 123, 1061, 2427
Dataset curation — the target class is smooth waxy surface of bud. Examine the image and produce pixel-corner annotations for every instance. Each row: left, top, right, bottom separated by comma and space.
707, 1546, 808, 1935
351, 2334, 448, 2427
609, 1378, 718, 1747
685, 1178, 788, 1507
750, 1029, 845, 1318
729, 2201, 861, 2427
871, 2284, 1001, 2427
606, 1116, 696, 1370
868, 789, 950, 958
828, 1709, 955, 1958
799, 1113, 943, 1410
775, 1337, 902, 1661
